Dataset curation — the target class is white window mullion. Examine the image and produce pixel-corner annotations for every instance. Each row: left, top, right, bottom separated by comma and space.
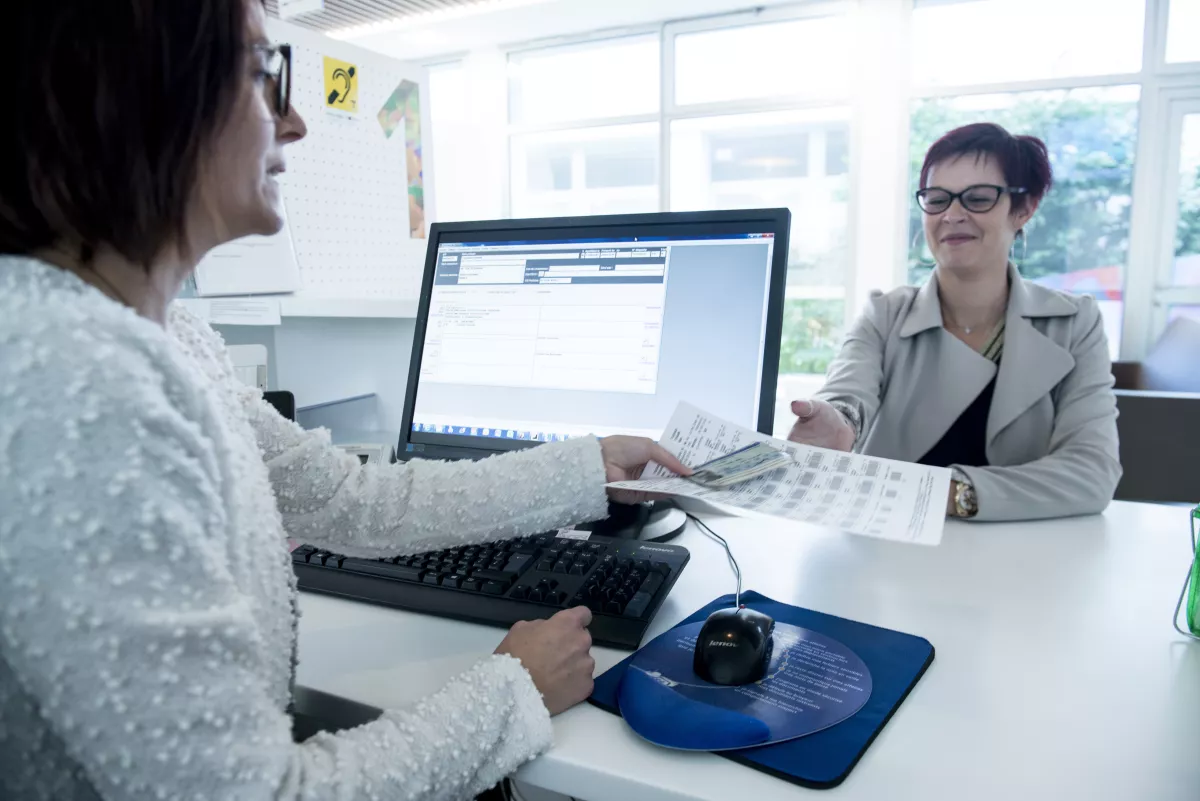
660, 21, 673, 213
849, 0, 912, 315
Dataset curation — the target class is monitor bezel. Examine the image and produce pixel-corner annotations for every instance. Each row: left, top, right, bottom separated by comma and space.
398, 208, 792, 461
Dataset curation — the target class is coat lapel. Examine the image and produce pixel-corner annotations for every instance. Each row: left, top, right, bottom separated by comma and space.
892, 274, 997, 462
986, 265, 1078, 443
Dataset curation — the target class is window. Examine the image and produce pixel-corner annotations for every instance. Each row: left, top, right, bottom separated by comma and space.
1167, 0, 1200, 64
671, 109, 850, 287
669, 108, 850, 384
507, 36, 661, 218
1174, 113, 1200, 284
466, 0, 1200, 411
510, 124, 659, 218
428, 62, 469, 222
908, 86, 1140, 356
673, 15, 853, 106
509, 36, 659, 125
911, 0, 1145, 86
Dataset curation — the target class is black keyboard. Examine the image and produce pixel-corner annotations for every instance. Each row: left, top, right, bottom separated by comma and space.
292, 533, 690, 650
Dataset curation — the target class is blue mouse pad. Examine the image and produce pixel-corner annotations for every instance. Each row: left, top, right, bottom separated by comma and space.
619, 620, 872, 751
590, 591, 934, 789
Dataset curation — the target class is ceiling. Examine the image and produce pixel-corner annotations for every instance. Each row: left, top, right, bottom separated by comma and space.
277, 0, 804, 61
264, 0, 512, 34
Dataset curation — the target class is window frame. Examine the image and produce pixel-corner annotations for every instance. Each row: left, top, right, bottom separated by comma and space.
421, 0, 1200, 365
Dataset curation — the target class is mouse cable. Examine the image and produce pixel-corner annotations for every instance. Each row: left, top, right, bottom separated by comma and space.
686, 513, 742, 609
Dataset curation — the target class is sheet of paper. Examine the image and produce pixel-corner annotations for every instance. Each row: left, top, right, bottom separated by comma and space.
193, 203, 301, 297
608, 402, 950, 545
176, 297, 282, 326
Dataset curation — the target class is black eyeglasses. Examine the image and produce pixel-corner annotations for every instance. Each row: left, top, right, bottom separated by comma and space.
915, 184, 1027, 215
254, 43, 292, 117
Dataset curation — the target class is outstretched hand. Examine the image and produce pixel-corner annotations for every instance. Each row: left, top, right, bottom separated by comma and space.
786, 400, 855, 452
599, 435, 692, 505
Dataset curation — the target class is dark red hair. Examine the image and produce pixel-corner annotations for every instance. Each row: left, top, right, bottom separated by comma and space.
919, 122, 1053, 213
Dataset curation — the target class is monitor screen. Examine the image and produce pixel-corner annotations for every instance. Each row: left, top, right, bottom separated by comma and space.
399, 210, 790, 459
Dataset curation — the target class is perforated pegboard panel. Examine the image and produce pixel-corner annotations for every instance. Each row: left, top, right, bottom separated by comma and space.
268, 20, 429, 303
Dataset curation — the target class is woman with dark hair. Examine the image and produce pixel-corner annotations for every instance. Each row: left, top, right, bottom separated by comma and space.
0, 2, 687, 799
786, 122, 1120, 521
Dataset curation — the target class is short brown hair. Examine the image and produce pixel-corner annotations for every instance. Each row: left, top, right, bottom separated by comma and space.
920, 122, 1054, 214
0, 2, 250, 265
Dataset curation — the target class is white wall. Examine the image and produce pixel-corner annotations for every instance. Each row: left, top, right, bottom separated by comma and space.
217, 318, 416, 441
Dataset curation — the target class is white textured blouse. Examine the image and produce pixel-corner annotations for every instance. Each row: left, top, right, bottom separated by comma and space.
0, 256, 610, 801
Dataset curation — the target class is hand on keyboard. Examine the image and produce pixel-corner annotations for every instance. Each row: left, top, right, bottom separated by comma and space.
495, 606, 596, 716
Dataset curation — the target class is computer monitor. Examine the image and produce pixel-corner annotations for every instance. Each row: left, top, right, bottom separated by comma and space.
398, 209, 790, 464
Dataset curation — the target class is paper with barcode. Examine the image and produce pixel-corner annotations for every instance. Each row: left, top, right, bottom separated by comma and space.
608, 402, 951, 545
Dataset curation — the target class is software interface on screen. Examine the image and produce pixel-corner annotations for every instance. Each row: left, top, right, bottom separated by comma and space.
410, 230, 775, 445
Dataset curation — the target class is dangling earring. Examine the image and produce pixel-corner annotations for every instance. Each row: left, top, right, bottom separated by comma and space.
1011, 229, 1027, 267
911, 227, 935, 268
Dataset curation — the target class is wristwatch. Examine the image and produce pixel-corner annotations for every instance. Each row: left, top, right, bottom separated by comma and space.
952, 471, 978, 518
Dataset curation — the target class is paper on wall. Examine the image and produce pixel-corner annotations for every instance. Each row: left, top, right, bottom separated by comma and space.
176, 297, 281, 326
608, 402, 951, 545
193, 201, 301, 297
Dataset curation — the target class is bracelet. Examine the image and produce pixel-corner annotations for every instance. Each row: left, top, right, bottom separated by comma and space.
825, 400, 862, 447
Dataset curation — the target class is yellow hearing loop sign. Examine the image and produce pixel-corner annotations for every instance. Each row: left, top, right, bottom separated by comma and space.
323, 56, 358, 113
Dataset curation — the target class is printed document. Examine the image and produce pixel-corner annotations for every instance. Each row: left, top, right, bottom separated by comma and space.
608, 402, 950, 545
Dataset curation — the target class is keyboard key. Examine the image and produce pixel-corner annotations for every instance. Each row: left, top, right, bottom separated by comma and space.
510, 585, 530, 600
527, 587, 546, 602
482, 581, 507, 595
441, 576, 463, 589
568, 563, 587, 576
587, 542, 604, 552
537, 559, 555, 571
640, 573, 665, 597
605, 599, 624, 614
503, 554, 534, 573
623, 591, 653, 618
513, 542, 541, 556
547, 591, 566, 606
342, 559, 424, 582
471, 569, 517, 586
423, 574, 442, 586
552, 560, 569, 574
634, 559, 652, 573
462, 578, 482, 592
651, 561, 672, 576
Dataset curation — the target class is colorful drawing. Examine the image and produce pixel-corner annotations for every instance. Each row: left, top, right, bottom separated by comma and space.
323, 55, 358, 113
378, 79, 425, 238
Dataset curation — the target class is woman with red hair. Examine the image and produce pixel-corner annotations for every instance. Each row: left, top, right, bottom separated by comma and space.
787, 122, 1120, 521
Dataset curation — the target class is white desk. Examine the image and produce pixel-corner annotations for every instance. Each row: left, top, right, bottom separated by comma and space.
296, 501, 1200, 801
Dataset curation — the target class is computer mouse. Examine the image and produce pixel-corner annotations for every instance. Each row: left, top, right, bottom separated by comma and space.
692, 606, 775, 686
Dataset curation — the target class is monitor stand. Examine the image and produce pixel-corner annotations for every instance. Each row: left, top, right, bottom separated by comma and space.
581, 499, 689, 543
